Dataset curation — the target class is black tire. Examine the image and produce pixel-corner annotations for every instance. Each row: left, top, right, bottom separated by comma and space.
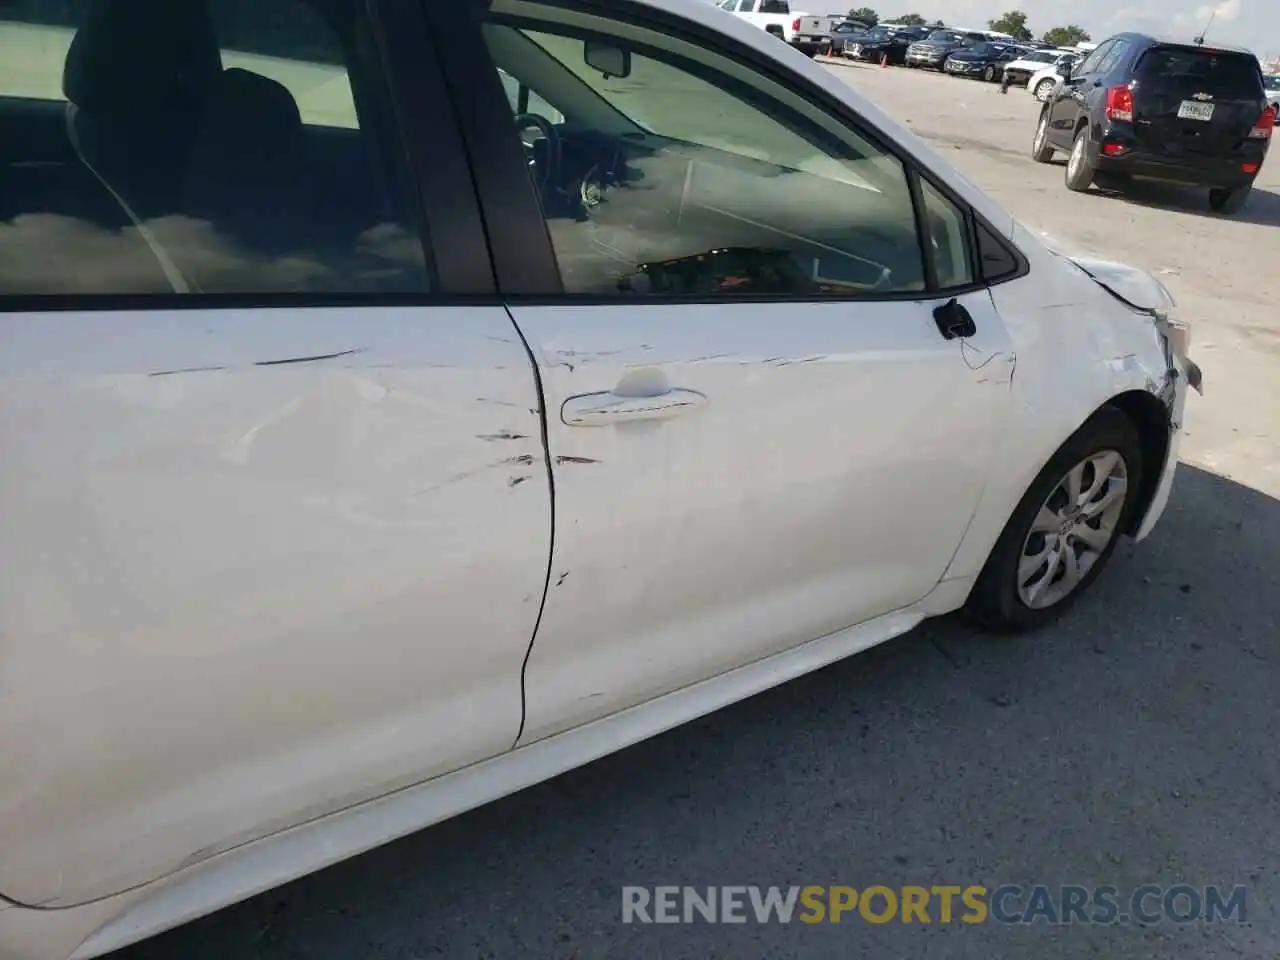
1065, 126, 1096, 192
1032, 109, 1055, 163
1209, 185, 1252, 214
965, 406, 1145, 633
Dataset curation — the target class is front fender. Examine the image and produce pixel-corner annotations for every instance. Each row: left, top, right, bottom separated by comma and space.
942, 222, 1190, 582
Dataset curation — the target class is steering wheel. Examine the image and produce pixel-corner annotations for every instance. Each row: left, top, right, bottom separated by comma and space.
513, 112, 561, 197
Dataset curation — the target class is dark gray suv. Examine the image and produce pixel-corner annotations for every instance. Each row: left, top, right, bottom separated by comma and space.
1033, 33, 1275, 214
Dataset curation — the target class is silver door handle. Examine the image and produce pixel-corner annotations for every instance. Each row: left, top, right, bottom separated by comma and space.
561, 388, 707, 427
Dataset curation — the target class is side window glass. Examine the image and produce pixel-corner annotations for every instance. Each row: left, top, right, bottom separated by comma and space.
919, 179, 974, 289
736, 0, 756, 13
209, 0, 354, 128
1095, 40, 1129, 76
977, 222, 1018, 282
758, 0, 788, 13
496, 68, 564, 124
1075, 42, 1110, 75
0, 0, 430, 296
481, 7, 926, 298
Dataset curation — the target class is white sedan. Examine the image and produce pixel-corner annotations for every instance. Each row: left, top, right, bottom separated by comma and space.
0, 0, 1198, 957
1028, 56, 1080, 101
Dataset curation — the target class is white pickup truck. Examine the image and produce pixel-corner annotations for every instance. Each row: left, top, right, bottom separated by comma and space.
714, 0, 801, 43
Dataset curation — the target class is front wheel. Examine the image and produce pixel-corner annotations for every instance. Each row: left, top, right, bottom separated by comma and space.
965, 407, 1145, 633
984, 65, 997, 82
1065, 127, 1096, 192
1034, 78, 1056, 102
1209, 185, 1252, 214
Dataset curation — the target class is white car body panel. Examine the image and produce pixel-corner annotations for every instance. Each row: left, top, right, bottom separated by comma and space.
0, 605, 928, 960
1027, 63, 1069, 97
0, 0, 1192, 955
941, 221, 1187, 580
0, 307, 551, 907
509, 292, 1014, 744
1002, 51, 1073, 76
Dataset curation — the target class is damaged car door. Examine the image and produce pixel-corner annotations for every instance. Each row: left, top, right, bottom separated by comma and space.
0, 0, 549, 908
470, 2, 1017, 743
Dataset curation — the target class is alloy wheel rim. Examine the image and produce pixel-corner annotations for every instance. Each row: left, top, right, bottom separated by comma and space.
1068, 135, 1084, 177
1036, 81, 1051, 101
1017, 450, 1128, 610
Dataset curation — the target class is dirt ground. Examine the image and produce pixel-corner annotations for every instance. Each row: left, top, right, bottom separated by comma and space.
824, 59, 1280, 498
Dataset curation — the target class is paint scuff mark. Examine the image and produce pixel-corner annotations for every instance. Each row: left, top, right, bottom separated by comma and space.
477, 431, 528, 441
254, 348, 363, 367
555, 455, 601, 465
508, 475, 530, 487
411, 471, 476, 498
556, 571, 570, 586
501, 454, 537, 466
477, 397, 520, 408
960, 342, 1002, 372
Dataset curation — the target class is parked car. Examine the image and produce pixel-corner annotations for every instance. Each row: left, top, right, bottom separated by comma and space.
1028, 55, 1080, 101
0, 0, 1199, 958
717, 0, 798, 41
844, 24, 928, 64
1003, 48, 1078, 88
1034, 33, 1275, 213
905, 28, 983, 70
944, 41, 1024, 82
791, 15, 867, 56
829, 18, 871, 50
1266, 73, 1280, 111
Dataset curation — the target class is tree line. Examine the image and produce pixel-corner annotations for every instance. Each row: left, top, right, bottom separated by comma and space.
846, 7, 1092, 47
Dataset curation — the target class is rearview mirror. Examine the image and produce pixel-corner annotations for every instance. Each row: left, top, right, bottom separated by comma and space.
584, 40, 631, 79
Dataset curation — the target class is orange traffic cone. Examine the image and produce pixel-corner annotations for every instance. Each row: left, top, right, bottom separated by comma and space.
880, 52, 889, 68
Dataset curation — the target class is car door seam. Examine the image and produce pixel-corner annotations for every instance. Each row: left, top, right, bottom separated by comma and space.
502, 305, 556, 748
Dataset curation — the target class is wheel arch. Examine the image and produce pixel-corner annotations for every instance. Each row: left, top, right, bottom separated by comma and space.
945, 385, 1172, 593
1104, 389, 1172, 535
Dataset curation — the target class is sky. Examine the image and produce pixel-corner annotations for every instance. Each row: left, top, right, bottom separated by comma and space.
802, 0, 1278, 60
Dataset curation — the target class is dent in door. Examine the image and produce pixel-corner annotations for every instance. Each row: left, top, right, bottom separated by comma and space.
511, 295, 1013, 745
0, 306, 550, 907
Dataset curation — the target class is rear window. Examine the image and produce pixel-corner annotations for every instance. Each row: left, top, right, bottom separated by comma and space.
1135, 47, 1264, 96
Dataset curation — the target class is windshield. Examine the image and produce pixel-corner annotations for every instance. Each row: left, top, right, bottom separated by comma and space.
1265, 74, 1280, 88
927, 31, 963, 43
1135, 47, 1264, 96
864, 27, 894, 41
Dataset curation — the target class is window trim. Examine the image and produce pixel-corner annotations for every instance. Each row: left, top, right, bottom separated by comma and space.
370, 0, 496, 296
0, 0, 477, 312
439, 0, 1027, 305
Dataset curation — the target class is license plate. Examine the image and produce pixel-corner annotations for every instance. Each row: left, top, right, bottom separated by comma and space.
1177, 100, 1215, 121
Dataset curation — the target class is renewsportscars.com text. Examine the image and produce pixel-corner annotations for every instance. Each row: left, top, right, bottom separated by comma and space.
621, 884, 1247, 926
